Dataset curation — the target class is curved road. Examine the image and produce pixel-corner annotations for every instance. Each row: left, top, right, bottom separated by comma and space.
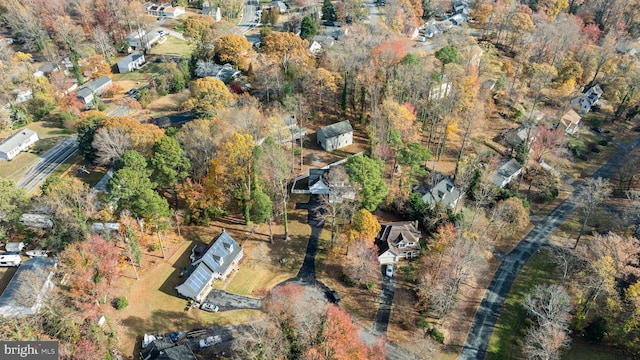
17, 136, 78, 192
459, 134, 640, 359
237, 0, 260, 34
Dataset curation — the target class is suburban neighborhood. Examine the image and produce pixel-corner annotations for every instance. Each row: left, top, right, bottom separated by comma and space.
0, 0, 639, 360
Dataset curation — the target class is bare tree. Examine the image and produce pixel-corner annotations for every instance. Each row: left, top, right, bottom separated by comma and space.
317, 167, 359, 247
522, 284, 571, 360
231, 321, 288, 360
92, 127, 133, 166
92, 27, 115, 62
574, 177, 612, 249
344, 239, 379, 285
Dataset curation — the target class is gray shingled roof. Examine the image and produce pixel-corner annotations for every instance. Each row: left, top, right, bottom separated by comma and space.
117, 53, 144, 67
0, 128, 37, 155
0, 257, 56, 316
318, 120, 353, 139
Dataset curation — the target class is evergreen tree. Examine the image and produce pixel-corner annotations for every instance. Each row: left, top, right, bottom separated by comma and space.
321, 0, 337, 22
300, 15, 317, 39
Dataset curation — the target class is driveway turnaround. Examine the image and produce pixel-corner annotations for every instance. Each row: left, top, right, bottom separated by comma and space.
459, 135, 640, 360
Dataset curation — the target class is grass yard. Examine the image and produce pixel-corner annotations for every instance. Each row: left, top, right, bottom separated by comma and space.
486, 249, 557, 359
0, 121, 73, 182
148, 36, 194, 57
112, 62, 166, 82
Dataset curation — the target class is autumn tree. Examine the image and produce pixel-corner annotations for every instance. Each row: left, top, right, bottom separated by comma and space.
92, 127, 133, 166
574, 177, 612, 249
344, 238, 379, 285
60, 235, 121, 309
0, 178, 29, 241
77, 111, 108, 162
261, 32, 311, 73
176, 118, 222, 181
213, 133, 255, 224
184, 77, 234, 118
489, 197, 530, 240
348, 209, 381, 244
522, 284, 571, 360
258, 138, 292, 241
215, 34, 252, 67
345, 155, 388, 211
102, 116, 164, 157
40, 177, 96, 250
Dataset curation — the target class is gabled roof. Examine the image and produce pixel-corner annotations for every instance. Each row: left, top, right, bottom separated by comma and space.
413, 177, 462, 207
561, 109, 581, 126
141, 339, 196, 360
308, 168, 330, 194
0, 128, 37, 154
492, 158, 522, 187
375, 222, 421, 260
117, 53, 144, 67
77, 76, 112, 98
318, 120, 353, 139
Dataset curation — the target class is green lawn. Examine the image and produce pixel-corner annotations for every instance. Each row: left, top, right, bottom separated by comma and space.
0, 121, 73, 183
148, 36, 194, 57
486, 249, 557, 359
112, 62, 166, 82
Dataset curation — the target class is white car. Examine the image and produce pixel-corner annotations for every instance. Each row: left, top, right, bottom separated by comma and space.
385, 264, 394, 277
200, 303, 219, 312
158, 30, 167, 36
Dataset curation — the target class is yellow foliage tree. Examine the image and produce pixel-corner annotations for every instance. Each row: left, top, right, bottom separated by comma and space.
348, 209, 381, 244
184, 77, 234, 118
215, 34, 252, 67
261, 32, 311, 73
102, 116, 164, 156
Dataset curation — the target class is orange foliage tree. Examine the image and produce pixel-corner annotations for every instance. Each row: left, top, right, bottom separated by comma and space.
102, 116, 164, 156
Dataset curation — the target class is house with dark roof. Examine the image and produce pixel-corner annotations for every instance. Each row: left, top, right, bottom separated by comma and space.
307, 166, 356, 202
375, 222, 421, 264
574, 84, 603, 113
176, 229, 243, 302
140, 338, 196, 360
76, 75, 112, 104
317, 120, 353, 151
0, 257, 56, 316
0, 128, 39, 160
413, 176, 463, 209
117, 53, 146, 73
492, 158, 523, 188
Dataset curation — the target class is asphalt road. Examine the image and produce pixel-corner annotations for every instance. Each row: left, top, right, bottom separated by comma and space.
364, 0, 383, 26
459, 134, 640, 360
17, 136, 78, 192
237, 0, 260, 34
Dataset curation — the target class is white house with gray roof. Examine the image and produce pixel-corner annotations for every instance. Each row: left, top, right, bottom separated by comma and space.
117, 53, 145, 73
0, 257, 56, 316
76, 75, 112, 104
413, 176, 463, 209
176, 229, 243, 301
317, 120, 353, 151
492, 158, 523, 188
0, 128, 39, 160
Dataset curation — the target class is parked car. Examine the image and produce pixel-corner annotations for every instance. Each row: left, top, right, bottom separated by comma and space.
200, 303, 219, 312
126, 88, 137, 97
328, 290, 341, 303
158, 30, 167, 36
385, 264, 394, 277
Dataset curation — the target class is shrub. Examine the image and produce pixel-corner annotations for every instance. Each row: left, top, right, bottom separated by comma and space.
113, 296, 129, 310
429, 328, 445, 343
417, 317, 429, 329
584, 316, 608, 342
341, 274, 356, 287
365, 281, 374, 291
598, 140, 608, 146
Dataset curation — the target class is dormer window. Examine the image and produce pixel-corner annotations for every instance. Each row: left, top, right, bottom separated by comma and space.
223, 241, 233, 252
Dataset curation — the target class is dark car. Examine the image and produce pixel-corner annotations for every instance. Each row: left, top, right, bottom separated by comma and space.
126, 88, 137, 97
591, 126, 602, 134
328, 290, 341, 303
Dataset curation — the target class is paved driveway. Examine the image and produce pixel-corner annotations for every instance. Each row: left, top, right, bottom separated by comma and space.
459, 134, 640, 360
372, 270, 395, 334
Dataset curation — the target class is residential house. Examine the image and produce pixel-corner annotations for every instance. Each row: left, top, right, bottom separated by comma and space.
194, 62, 241, 82
20, 214, 54, 229
176, 229, 243, 302
145, 2, 185, 18
492, 158, 523, 188
267, 114, 307, 143
0, 128, 39, 160
558, 109, 581, 135
573, 84, 603, 113
76, 75, 112, 105
125, 29, 161, 51
413, 176, 463, 209
317, 120, 353, 151
307, 166, 356, 202
309, 35, 335, 54
375, 222, 422, 265
90, 222, 121, 234
449, 13, 468, 26
453, 0, 469, 14
270, 1, 287, 13
482, 79, 496, 91
202, 1, 222, 21
140, 338, 196, 360
0, 257, 56, 316
501, 125, 536, 155
33, 63, 58, 78
117, 53, 146, 73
